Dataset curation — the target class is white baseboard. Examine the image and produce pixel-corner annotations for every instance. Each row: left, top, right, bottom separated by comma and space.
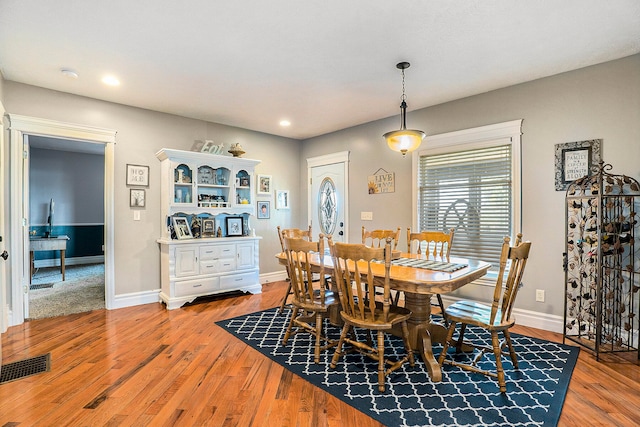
260, 270, 288, 284
111, 289, 161, 310
34, 255, 104, 268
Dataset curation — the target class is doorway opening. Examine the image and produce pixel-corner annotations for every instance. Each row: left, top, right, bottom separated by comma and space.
7, 114, 116, 326
27, 136, 106, 319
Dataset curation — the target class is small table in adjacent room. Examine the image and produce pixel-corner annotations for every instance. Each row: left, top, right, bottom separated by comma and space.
29, 235, 70, 282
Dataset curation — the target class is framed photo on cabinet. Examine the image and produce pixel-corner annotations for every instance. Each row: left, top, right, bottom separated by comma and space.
226, 216, 244, 237
172, 217, 193, 240
202, 219, 215, 237
257, 174, 272, 195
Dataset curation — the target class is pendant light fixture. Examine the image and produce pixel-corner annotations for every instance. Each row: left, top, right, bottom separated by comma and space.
383, 61, 425, 156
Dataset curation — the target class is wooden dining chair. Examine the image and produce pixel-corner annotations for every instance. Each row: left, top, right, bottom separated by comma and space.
277, 226, 313, 314
406, 228, 455, 322
328, 236, 415, 392
362, 226, 401, 250
437, 234, 531, 393
362, 226, 402, 303
281, 234, 338, 363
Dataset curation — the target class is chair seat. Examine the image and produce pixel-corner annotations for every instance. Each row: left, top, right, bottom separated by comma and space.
445, 300, 515, 331
296, 291, 337, 312
341, 302, 412, 330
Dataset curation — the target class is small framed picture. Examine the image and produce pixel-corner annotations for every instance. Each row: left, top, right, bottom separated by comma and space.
126, 164, 149, 187
276, 190, 290, 209
130, 189, 145, 207
257, 201, 270, 219
226, 216, 244, 237
202, 218, 215, 237
257, 174, 272, 195
172, 217, 193, 240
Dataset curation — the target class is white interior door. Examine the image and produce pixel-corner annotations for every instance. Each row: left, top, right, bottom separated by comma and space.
308, 152, 349, 243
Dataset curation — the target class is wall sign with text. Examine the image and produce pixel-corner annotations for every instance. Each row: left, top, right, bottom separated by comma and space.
368, 168, 395, 194
554, 139, 602, 191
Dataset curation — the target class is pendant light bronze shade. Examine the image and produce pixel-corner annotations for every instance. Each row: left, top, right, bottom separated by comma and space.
383, 62, 425, 156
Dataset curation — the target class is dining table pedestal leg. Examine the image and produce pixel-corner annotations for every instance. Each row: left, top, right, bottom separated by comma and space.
400, 292, 447, 382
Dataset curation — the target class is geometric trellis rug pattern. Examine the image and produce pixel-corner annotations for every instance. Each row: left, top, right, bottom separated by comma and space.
217, 308, 579, 427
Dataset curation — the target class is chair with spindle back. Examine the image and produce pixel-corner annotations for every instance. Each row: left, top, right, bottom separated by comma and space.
437, 234, 531, 393
406, 228, 455, 323
281, 234, 338, 363
277, 226, 313, 314
328, 236, 415, 392
362, 226, 401, 249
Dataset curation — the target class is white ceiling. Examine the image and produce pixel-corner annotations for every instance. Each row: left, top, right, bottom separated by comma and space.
1, 1, 639, 140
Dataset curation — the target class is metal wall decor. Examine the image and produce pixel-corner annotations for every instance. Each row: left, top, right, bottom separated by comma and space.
564, 160, 640, 359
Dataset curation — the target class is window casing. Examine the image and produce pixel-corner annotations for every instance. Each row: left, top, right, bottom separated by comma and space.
412, 120, 522, 283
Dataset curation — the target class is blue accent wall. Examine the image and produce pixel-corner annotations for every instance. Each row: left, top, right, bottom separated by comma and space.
31, 225, 104, 260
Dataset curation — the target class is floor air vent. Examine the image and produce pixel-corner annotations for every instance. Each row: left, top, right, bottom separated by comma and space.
0, 353, 51, 384
30, 283, 55, 290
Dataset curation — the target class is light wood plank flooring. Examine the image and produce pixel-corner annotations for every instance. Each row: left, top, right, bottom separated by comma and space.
1, 280, 639, 426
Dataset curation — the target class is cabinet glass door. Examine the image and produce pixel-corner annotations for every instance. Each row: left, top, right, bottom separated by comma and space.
235, 169, 251, 206
173, 163, 193, 204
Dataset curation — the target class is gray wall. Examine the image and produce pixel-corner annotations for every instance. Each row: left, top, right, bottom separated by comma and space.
3, 82, 301, 298
301, 54, 640, 318
29, 148, 105, 225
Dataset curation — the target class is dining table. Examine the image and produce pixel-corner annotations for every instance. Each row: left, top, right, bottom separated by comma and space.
276, 250, 491, 382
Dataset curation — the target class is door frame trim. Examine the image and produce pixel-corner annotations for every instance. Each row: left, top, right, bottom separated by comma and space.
6, 114, 116, 325
307, 151, 349, 242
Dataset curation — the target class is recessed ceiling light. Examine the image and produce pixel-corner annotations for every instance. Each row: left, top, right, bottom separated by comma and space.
279, 120, 291, 127
102, 75, 120, 86
60, 68, 78, 79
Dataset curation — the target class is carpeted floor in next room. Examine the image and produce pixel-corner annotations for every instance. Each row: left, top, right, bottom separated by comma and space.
28, 263, 105, 320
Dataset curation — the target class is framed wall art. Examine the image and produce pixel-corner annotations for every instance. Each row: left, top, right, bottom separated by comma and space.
126, 164, 150, 187
276, 190, 290, 209
172, 217, 193, 240
257, 201, 270, 219
257, 174, 272, 195
130, 189, 145, 207
554, 139, 602, 191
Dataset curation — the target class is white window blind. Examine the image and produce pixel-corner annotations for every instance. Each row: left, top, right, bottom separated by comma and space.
418, 144, 512, 273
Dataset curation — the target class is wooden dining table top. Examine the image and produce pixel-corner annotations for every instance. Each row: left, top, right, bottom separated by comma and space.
276, 250, 491, 295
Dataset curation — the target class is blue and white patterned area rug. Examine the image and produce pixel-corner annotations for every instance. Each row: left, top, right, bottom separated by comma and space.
217, 308, 578, 427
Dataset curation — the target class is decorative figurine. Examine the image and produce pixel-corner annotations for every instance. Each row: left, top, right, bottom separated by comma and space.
228, 143, 245, 157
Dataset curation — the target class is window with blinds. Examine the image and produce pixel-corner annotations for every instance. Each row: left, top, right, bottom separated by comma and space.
418, 144, 512, 274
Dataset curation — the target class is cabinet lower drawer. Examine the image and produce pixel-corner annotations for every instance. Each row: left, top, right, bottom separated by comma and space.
174, 277, 220, 297
220, 271, 258, 290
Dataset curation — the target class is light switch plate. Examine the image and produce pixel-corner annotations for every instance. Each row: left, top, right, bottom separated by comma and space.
133, 211, 141, 221
361, 211, 373, 221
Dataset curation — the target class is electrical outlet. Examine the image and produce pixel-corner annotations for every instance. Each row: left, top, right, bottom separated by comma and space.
535, 289, 545, 302
361, 211, 373, 220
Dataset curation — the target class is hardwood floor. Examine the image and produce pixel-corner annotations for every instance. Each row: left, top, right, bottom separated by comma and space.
1, 280, 639, 426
